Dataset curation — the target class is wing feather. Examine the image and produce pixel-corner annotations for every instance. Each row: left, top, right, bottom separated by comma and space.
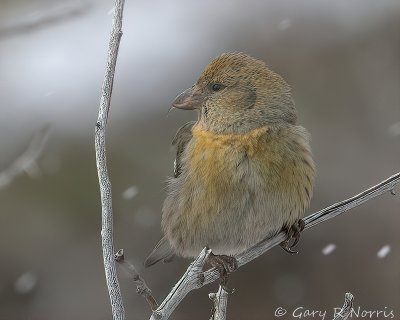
144, 122, 195, 267
172, 121, 195, 178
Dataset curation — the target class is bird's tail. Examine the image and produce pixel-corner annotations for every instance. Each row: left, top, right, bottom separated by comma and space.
144, 236, 175, 267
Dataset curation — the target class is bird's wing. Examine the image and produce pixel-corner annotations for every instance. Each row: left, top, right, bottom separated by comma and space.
172, 121, 195, 178
144, 236, 175, 267
144, 122, 195, 268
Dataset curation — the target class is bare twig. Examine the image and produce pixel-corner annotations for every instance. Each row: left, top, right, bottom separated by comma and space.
115, 249, 158, 311
0, 125, 50, 189
150, 172, 399, 320
150, 248, 211, 320
333, 292, 354, 320
209, 285, 229, 320
94, 0, 125, 319
0, 2, 91, 38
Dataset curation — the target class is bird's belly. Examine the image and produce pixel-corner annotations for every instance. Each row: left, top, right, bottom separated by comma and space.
162, 127, 311, 258
164, 150, 287, 257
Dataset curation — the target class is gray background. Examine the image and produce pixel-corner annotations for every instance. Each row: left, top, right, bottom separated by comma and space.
0, 0, 399, 319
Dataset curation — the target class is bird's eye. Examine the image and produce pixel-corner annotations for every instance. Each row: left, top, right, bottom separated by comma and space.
211, 83, 223, 92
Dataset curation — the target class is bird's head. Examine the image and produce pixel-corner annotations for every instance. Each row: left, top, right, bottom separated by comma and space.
172, 52, 297, 134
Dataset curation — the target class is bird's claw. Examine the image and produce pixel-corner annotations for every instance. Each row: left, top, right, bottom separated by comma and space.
280, 219, 305, 255
204, 252, 237, 293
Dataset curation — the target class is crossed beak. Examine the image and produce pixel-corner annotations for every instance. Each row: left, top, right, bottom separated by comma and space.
171, 86, 202, 110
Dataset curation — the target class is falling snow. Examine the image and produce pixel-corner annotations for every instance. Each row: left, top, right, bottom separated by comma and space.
278, 19, 292, 30
377, 245, 391, 259
122, 186, 139, 199
322, 243, 336, 255
44, 91, 54, 97
107, 7, 115, 15
14, 272, 37, 294
388, 122, 400, 137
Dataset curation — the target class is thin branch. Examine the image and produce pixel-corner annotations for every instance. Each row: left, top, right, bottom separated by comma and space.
333, 292, 354, 320
115, 249, 158, 311
0, 2, 92, 38
94, 0, 125, 319
0, 125, 50, 189
150, 172, 400, 320
150, 248, 211, 320
209, 285, 229, 320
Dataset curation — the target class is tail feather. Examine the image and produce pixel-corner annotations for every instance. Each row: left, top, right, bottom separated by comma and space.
144, 236, 175, 267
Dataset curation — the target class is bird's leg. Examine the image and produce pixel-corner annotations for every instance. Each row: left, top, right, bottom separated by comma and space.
280, 219, 305, 255
204, 251, 238, 293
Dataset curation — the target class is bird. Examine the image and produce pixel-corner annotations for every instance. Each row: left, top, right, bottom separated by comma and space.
144, 52, 315, 281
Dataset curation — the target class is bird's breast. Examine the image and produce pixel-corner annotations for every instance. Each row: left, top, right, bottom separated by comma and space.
187, 124, 271, 188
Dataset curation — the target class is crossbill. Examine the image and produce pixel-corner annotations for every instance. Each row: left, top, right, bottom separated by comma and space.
145, 52, 315, 273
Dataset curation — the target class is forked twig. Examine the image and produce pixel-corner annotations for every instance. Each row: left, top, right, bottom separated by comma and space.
209, 285, 229, 320
0, 125, 50, 189
333, 292, 354, 320
115, 249, 158, 311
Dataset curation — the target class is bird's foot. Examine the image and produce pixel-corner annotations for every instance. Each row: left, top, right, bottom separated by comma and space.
280, 219, 305, 255
204, 251, 237, 293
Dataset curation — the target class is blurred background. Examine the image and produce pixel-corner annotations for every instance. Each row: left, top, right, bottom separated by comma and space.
0, 0, 399, 319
